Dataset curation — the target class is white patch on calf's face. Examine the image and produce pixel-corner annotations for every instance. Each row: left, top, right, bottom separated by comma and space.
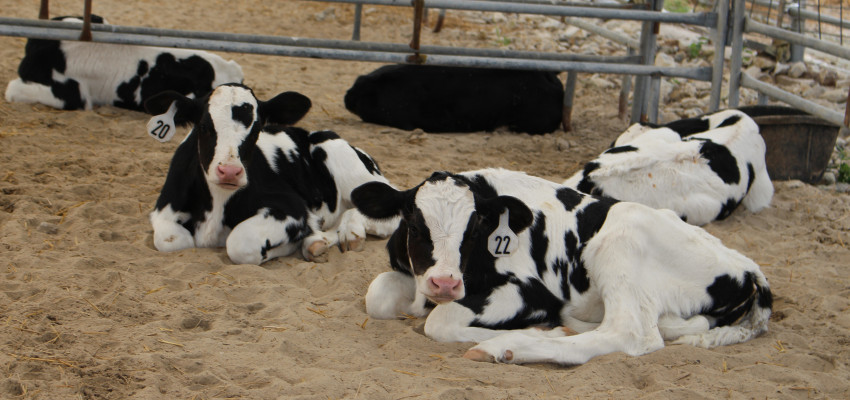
413, 178, 476, 301
205, 86, 258, 188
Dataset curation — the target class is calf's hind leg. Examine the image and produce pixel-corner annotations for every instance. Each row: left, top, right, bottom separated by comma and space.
466, 286, 666, 364
226, 213, 305, 265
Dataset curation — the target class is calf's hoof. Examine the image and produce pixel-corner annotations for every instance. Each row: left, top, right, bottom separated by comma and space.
561, 326, 579, 336
338, 234, 365, 253
306, 241, 329, 263
462, 349, 496, 363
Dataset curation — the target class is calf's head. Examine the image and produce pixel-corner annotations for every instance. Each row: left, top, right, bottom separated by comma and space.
145, 83, 311, 190
352, 172, 533, 304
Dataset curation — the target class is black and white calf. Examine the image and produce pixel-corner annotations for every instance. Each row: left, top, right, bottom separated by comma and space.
5, 15, 243, 112
352, 168, 772, 365
344, 65, 563, 135
564, 109, 773, 226
148, 83, 398, 265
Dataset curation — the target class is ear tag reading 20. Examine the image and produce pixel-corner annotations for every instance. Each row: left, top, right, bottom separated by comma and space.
146, 102, 177, 143
488, 209, 518, 257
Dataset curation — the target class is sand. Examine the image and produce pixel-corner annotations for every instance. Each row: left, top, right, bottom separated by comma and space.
1, 1, 849, 398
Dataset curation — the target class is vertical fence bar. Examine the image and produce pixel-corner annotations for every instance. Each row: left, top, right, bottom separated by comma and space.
563, 71, 578, 131
790, 0, 806, 61
648, 75, 661, 122
352, 3, 363, 41
845, 86, 850, 128
728, 0, 746, 107
709, 0, 729, 111
619, 48, 635, 120
631, 0, 662, 123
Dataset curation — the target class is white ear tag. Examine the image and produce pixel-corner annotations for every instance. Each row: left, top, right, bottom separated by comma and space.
146, 102, 177, 143
488, 209, 519, 257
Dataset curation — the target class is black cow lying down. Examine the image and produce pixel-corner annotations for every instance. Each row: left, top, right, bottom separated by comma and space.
352, 168, 772, 365
344, 65, 564, 135
147, 83, 398, 265
5, 15, 243, 112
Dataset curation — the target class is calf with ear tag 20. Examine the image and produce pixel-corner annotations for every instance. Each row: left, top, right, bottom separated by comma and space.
147, 101, 177, 143
148, 83, 399, 265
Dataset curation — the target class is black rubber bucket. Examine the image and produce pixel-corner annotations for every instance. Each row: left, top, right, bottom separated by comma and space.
739, 105, 840, 184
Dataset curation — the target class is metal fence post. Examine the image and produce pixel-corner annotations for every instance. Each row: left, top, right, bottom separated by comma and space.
789, 0, 806, 61
728, 0, 746, 108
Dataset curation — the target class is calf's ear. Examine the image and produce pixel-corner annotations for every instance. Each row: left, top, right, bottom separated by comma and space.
144, 91, 200, 126
478, 195, 533, 233
259, 91, 312, 126
352, 182, 412, 220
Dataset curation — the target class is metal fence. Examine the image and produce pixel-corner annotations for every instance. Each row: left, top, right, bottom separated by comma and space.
0, 0, 730, 128
728, 0, 850, 128
0, 0, 846, 129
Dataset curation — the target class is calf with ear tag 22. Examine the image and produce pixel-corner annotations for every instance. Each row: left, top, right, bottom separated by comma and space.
355, 168, 772, 365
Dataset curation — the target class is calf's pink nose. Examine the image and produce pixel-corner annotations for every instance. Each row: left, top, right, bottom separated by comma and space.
428, 277, 462, 297
216, 165, 244, 184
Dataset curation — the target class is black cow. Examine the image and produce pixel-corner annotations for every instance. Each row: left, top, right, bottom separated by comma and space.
344, 65, 563, 135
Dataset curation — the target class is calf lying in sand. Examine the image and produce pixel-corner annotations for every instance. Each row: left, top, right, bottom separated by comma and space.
148, 83, 398, 265
564, 109, 773, 225
5, 15, 243, 112
344, 65, 563, 135
353, 168, 772, 365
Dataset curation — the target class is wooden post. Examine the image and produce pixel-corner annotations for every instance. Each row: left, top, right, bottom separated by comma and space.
39, 0, 49, 19
79, 0, 93, 41
407, 0, 426, 64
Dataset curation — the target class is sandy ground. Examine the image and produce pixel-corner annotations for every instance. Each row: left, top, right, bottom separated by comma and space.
1, 1, 849, 399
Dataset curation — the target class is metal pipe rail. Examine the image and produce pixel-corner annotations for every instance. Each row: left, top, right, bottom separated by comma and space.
786, 4, 850, 29
561, 16, 641, 49
745, 17, 850, 60
314, 0, 718, 26
0, 16, 638, 64
459, 0, 641, 7
741, 73, 846, 127
0, 18, 711, 79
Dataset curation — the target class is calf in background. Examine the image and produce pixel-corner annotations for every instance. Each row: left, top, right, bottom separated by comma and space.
353, 168, 772, 365
5, 15, 243, 112
344, 65, 563, 135
148, 83, 398, 265
564, 110, 773, 225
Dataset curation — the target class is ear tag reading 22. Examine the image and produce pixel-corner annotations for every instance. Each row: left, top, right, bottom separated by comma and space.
488, 209, 518, 257
146, 102, 177, 143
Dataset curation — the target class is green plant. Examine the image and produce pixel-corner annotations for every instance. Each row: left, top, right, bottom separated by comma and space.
837, 147, 850, 184
493, 28, 512, 46
687, 37, 709, 59
664, 0, 692, 13
837, 163, 850, 184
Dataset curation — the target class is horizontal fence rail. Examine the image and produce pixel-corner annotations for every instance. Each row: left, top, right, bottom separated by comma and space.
313, 0, 718, 26
745, 17, 850, 59
0, 17, 711, 79
742, 73, 847, 127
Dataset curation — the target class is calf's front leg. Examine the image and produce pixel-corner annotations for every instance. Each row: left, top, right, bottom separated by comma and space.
150, 206, 194, 252
336, 209, 401, 252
